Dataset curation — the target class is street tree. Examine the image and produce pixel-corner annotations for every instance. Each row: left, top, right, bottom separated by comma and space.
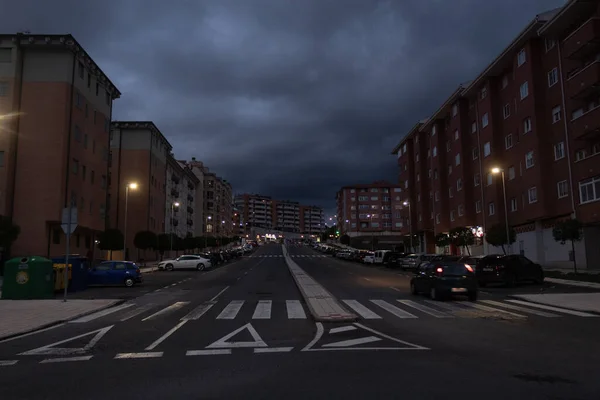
485, 223, 516, 254
340, 234, 351, 245
183, 235, 196, 252
552, 218, 583, 273
97, 228, 124, 260
435, 233, 451, 251
156, 233, 171, 259
449, 227, 475, 256
133, 230, 157, 265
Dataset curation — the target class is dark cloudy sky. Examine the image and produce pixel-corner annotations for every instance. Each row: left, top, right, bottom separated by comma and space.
3, 0, 565, 215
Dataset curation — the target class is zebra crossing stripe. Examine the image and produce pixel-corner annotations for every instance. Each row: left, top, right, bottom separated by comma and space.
458, 301, 527, 318
286, 300, 307, 319
217, 301, 245, 320
370, 300, 417, 319
481, 300, 559, 317
397, 300, 453, 318
252, 300, 272, 319
342, 300, 382, 319
506, 300, 599, 317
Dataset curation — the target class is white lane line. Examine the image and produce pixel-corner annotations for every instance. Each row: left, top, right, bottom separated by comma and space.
329, 326, 357, 334
370, 300, 418, 319
119, 303, 156, 322
481, 300, 560, 317
181, 303, 215, 321
217, 300, 244, 319
187, 349, 231, 356
507, 300, 599, 317
244, 272, 249, 275
0, 323, 66, 344
0, 360, 18, 366
70, 303, 134, 323
397, 300, 453, 318
458, 302, 527, 318
363, 278, 372, 282
254, 347, 293, 354
114, 352, 163, 359
322, 336, 381, 348
389, 287, 401, 292
210, 286, 230, 302
145, 320, 188, 350
286, 300, 307, 319
40, 356, 93, 364
142, 302, 190, 321
252, 300, 272, 319
342, 300, 382, 319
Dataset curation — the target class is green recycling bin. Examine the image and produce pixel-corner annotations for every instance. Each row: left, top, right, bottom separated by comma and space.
1, 256, 54, 300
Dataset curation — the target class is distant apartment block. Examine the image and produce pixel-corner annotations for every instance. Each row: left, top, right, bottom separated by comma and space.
392, 0, 600, 267
0, 33, 120, 258
165, 155, 200, 239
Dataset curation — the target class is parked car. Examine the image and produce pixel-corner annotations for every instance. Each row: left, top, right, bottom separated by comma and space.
410, 261, 478, 301
158, 255, 212, 271
402, 254, 436, 269
88, 261, 142, 287
363, 252, 375, 264
476, 254, 544, 287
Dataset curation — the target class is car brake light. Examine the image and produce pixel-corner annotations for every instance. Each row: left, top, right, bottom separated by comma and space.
464, 264, 474, 273
436, 267, 443, 273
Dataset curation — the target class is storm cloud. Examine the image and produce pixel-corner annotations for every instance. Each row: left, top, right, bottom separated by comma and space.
2, 0, 566, 214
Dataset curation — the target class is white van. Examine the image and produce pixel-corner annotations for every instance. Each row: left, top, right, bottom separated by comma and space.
373, 250, 390, 264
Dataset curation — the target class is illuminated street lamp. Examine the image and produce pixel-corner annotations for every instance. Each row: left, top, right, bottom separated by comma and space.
171, 202, 180, 253
403, 201, 412, 252
123, 182, 138, 260
491, 167, 511, 254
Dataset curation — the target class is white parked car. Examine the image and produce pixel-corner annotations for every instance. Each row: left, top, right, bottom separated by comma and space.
363, 253, 375, 264
158, 255, 212, 271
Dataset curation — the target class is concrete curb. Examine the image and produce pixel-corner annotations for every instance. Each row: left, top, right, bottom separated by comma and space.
508, 295, 600, 316
0, 299, 127, 342
282, 245, 357, 323
544, 277, 600, 289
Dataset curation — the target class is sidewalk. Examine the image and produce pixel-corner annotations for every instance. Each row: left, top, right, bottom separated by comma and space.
0, 299, 124, 340
544, 277, 600, 289
512, 293, 600, 315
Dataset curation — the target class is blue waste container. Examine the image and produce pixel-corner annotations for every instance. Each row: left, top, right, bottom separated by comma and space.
51, 255, 90, 292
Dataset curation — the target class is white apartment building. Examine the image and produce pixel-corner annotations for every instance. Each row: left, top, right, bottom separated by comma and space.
302, 206, 325, 234
275, 201, 300, 232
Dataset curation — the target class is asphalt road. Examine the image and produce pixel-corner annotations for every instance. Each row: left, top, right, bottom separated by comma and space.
0, 243, 599, 399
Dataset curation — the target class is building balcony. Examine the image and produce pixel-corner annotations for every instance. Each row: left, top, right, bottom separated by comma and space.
187, 182, 194, 190
171, 188, 179, 198
171, 174, 180, 184
564, 18, 600, 60
570, 106, 600, 141
567, 61, 600, 100
187, 219, 193, 226
187, 194, 193, 202
187, 206, 193, 214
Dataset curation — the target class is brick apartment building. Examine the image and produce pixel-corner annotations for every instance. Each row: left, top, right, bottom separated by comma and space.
165, 155, 201, 241
234, 194, 325, 235
0, 33, 120, 259
392, 0, 600, 268
335, 181, 407, 249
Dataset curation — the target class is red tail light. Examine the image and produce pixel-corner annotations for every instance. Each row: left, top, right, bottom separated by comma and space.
435, 266, 444, 275
464, 264, 474, 273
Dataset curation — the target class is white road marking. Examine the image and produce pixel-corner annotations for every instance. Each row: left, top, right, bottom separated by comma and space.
389, 287, 401, 292
145, 320, 188, 350
254, 347, 293, 353
119, 303, 156, 321
70, 303, 134, 323
40, 356, 93, 364
302, 322, 324, 351
0, 360, 18, 366
217, 300, 244, 319
19, 325, 114, 356
397, 300, 454, 318
186, 349, 231, 356
363, 278, 372, 282
322, 336, 381, 348
181, 302, 215, 321
142, 302, 190, 321
458, 302, 527, 318
0, 323, 66, 344
423, 300, 469, 313
371, 300, 418, 319
481, 300, 559, 317
114, 352, 163, 359
286, 300, 307, 319
206, 323, 267, 349
329, 326, 357, 334
252, 300, 272, 319
507, 300, 599, 317
342, 300, 382, 319
210, 286, 230, 302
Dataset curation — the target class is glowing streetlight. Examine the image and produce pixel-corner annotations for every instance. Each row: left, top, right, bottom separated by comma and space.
123, 182, 138, 260
491, 167, 510, 253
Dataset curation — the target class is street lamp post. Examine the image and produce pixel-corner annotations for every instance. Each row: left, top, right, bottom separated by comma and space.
171, 202, 180, 254
205, 215, 212, 249
367, 214, 374, 251
123, 182, 138, 261
492, 167, 511, 254
403, 201, 412, 252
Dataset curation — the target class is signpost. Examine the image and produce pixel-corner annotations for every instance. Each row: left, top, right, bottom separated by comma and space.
61, 206, 77, 302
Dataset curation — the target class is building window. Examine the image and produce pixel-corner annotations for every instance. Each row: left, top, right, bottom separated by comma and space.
557, 180, 569, 198
471, 121, 477, 133
520, 81, 529, 99
482, 113, 489, 128
72, 159, 79, 175
431, 125, 436, 136
552, 105, 561, 123
517, 48, 526, 66
448, 165, 452, 175
548, 68, 558, 87
575, 149, 586, 161
446, 140, 451, 152
579, 176, 600, 204
545, 38, 556, 51
486, 173, 493, 186
432, 146, 438, 157
475, 200, 482, 214
455, 153, 461, 166
417, 173, 420, 182
474, 173, 480, 187
450, 210, 455, 222
503, 104, 510, 119
489, 202, 495, 216
435, 214, 441, 224
483, 142, 491, 157
501, 75, 508, 89
0, 81, 9, 97
528, 187, 538, 203
554, 142, 565, 160
523, 117, 532, 134
480, 86, 487, 100
456, 178, 463, 191
505, 134, 513, 149
435, 191, 440, 201
510, 198, 517, 212
449, 187, 454, 198
508, 166, 515, 180
525, 151, 534, 169
458, 204, 464, 216
452, 103, 458, 117
472, 147, 479, 160
454, 130, 459, 141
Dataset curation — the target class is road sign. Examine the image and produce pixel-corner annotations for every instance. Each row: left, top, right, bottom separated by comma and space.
61, 207, 78, 234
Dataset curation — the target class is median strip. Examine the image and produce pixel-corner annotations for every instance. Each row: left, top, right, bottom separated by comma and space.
282, 245, 357, 322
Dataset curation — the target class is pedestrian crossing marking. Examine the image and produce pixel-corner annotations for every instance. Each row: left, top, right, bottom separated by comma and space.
342, 300, 382, 319
217, 300, 244, 320
506, 300, 599, 317
286, 300, 307, 319
370, 299, 417, 319
480, 300, 559, 317
248, 255, 329, 258
397, 300, 454, 318
252, 300, 272, 319
206, 323, 267, 349
142, 301, 190, 321
20, 325, 114, 356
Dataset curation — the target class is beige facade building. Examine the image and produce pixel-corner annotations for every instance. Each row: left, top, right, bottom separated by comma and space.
164, 154, 200, 239
0, 33, 120, 258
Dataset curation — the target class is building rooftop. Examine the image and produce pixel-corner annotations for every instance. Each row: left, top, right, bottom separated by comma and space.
111, 121, 173, 151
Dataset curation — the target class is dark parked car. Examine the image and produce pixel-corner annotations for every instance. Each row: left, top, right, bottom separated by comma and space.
410, 261, 478, 301
88, 261, 142, 287
476, 254, 544, 287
